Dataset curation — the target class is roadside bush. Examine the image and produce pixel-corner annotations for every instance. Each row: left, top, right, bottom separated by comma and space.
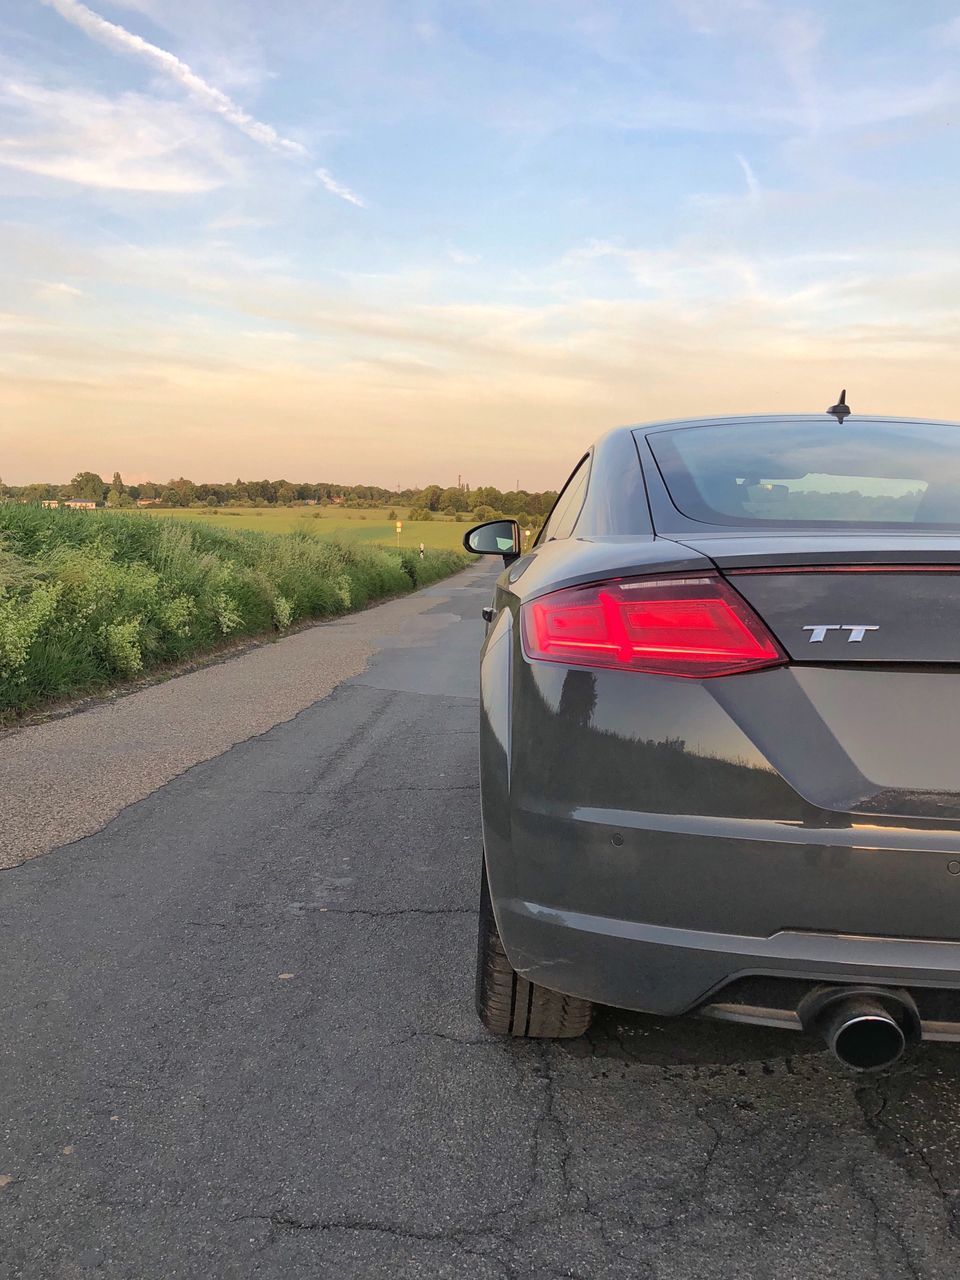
398, 546, 464, 587
0, 506, 466, 716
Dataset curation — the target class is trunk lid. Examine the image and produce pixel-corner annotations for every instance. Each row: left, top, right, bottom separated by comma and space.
670, 534, 960, 821
675, 533, 960, 663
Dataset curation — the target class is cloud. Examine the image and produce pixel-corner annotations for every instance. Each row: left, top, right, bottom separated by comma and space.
5, 287, 960, 491
446, 245, 481, 266
36, 281, 84, 301
735, 153, 760, 201
555, 236, 960, 344
0, 80, 235, 192
315, 167, 366, 208
672, 0, 821, 102
40, 0, 304, 156
206, 212, 267, 231
40, 0, 367, 206
82, 229, 960, 374
5, 218, 960, 487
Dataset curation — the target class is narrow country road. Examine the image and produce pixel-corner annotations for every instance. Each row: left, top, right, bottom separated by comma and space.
3, 563, 960, 1279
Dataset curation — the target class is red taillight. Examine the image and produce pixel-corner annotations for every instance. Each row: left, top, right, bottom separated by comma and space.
520, 573, 786, 678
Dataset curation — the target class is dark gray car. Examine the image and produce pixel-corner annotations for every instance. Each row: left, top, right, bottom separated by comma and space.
465, 408, 960, 1070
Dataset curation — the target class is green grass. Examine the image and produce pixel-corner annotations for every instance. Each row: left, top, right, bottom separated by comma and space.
131, 505, 473, 551
0, 505, 467, 717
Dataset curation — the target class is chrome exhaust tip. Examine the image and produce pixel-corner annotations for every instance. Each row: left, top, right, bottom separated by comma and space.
815, 994, 909, 1072
799, 986, 919, 1073
798, 986, 917, 1072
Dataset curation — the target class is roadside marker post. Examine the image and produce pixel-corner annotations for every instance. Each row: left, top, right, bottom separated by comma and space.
396, 520, 402, 549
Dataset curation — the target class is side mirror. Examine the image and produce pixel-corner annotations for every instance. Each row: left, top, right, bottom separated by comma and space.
463, 519, 521, 559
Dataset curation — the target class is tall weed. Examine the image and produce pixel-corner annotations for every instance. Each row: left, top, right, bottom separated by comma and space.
0, 507, 465, 714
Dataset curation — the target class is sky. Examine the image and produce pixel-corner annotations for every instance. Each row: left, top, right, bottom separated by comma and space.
2, 0, 960, 490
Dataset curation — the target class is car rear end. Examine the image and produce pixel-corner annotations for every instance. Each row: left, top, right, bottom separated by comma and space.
482, 414, 960, 1059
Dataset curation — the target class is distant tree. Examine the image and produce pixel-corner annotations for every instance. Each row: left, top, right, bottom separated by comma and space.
70, 471, 107, 502
169, 477, 197, 505
246, 480, 275, 503
16, 469, 560, 521
441, 486, 469, 512
476, 486, 503, 510
22, 483, 54, 504
421, 484, 444, 512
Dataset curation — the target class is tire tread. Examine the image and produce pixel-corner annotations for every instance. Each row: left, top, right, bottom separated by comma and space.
475, 863, 592, 1038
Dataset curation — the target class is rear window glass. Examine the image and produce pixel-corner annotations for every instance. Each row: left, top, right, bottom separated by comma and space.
646, 420, 960, 528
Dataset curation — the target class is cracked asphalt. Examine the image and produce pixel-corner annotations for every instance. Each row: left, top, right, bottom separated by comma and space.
3, 562, 960, 1278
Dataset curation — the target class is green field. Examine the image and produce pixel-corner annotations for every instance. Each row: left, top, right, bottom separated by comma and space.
131, 506, 473, 551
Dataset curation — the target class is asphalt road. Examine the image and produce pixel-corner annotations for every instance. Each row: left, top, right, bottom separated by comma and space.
3, 563, 960, 1279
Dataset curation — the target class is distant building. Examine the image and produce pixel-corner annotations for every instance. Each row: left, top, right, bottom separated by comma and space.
64, 499, 98, 510
136, 497, 161, 507
41, 499, 60, 508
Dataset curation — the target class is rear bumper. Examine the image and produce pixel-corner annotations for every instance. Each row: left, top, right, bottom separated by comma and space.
490, 798, 960, 1030
485, 652, 960, 1038
496, 897, 960, 1039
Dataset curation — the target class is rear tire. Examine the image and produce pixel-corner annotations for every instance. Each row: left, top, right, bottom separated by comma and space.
475, 860, 593, 1038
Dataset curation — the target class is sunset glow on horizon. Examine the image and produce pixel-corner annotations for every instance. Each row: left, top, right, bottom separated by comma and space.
2, 1, 960, 490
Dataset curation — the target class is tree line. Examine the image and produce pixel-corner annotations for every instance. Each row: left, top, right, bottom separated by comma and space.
1, 472, 559, 526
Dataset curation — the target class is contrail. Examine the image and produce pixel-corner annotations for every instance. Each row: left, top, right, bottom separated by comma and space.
316, 167, 366, 208
41, 0, 304, 155
41, 0, 365, 204
735, 153, 761, 201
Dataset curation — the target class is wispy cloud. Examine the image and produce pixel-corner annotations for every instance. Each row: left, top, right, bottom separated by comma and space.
446, 244, 480, 266
735, 153, 760, 201
41, 0, 303, 155
36, 280, 83, 301
206, 210, 272, 231
315, 167, 366, 208
40, 0, 365, 205
0, 80, 234, 192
